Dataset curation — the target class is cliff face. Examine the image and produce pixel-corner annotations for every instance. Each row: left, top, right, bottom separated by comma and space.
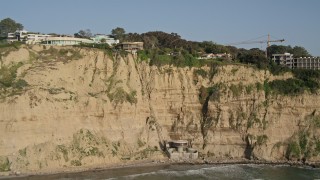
0, 45, 320, 173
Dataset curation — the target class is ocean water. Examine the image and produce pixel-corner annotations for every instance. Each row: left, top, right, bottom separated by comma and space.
9, 164, 320, 180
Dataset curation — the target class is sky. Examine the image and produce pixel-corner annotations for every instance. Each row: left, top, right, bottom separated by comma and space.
1, 0, 319, 55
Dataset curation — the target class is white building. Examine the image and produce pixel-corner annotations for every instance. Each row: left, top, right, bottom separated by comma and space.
6, 32, 17, 42
272, 53, 320, 70
15, 30, 28, 40
271, 53, 293, 67
7, 30, 51, 44
26, 34, 52, 44
292, 57, 320, 70
7, 29, 28, 42
41, 36, 94, 46
91, 34, 119, 46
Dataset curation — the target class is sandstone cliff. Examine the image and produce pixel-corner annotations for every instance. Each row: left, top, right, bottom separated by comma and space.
0, 45, 319, 174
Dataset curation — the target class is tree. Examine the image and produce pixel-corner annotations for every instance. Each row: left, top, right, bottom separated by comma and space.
125, 33, 142, 42
291, 46, 311, 57
238, 48, 269, 69
111, 27, 126, 42
267, 45, 292, 57
0, 18, 23, 37
74, 29, 92, 39
142, 35, 158, 49
199, 41, 229, 54
267, 45, 311, 58
225, 45, 238, 60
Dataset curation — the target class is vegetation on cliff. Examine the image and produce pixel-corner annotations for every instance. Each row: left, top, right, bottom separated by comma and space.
0, 156, 10, 172
285, 112, 320, 161
267, 69, 320, 95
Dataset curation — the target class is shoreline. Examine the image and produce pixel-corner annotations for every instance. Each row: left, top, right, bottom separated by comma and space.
2, 158, 320, 179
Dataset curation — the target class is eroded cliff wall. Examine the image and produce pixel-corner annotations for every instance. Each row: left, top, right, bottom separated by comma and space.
0, 45, 319, 173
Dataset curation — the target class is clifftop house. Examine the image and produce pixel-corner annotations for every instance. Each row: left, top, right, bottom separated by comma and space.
117, 42, 144, 53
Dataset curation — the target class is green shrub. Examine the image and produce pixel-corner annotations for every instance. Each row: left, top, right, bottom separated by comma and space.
0, 156, 10, 172
293, 69, 320, 93
57, 145, 69, 162
267, 69, 320, 95
183, 53, 200, 67
256, 82, 263, 91
0, 41, 22, 49
40, 47, 83, 61
70, 159, 82, 166
13, 79, 28, 89
0, 66, 15, 87
299, 132, 308, 152
263, 80, 271, 97
286, 141, 301, 159
268, 61, 291, 75
194, 69, 208, 78
126, 90, 137, 104
19, 148, 27, 157
105, 48, 114, 59
199, 84, 221, 104
199, 86, 208, 104
315, 140, 320, 154
293, 69, 320, 80
137, 138, 146, 148
41, 46, 58, 55
231, 68, 238, 75
247, 112, 260, 129
0, 62, 23, 87
119, 49, 128, 57
268, 78, 307, 95
312, 116, 320, 128
59, 49, 69, 56
137, 50, 149, 61
86, 147, 102, 157
108, 87, 137, 105
148, 49, 201, 68
150, 54, 172, 66
111, 87, 126, 103
256, 135, 268, 145
230, 83, 244, 97
208, 62, 219, 79
245, 84, 254, 94
69, 49, 83, 60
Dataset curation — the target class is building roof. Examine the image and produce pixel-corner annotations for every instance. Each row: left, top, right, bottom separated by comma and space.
43, 37, 94, 43
121, 42, 143, 45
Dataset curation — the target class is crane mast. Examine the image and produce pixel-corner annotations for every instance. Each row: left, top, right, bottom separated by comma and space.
266, 34, 285, 57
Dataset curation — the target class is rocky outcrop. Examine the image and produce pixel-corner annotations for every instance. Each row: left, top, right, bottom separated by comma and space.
0, 45, 319, 174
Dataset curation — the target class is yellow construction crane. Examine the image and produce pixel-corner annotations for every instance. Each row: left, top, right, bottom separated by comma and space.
228, 34, 285, 57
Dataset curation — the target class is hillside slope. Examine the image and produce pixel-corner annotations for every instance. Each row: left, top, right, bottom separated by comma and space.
0, 45, 319, 174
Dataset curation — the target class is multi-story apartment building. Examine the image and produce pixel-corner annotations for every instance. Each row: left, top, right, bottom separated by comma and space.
272, 53, 320, 70
292, 57, 320, 70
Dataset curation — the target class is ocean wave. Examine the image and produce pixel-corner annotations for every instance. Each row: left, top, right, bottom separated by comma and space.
115, 165, 252, 179
105, 164, 320, 180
